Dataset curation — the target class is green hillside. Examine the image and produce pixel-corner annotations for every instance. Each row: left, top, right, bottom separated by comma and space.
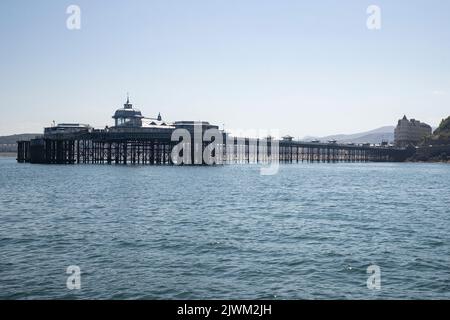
422, 116, 450, 146
433, 116, 450, 136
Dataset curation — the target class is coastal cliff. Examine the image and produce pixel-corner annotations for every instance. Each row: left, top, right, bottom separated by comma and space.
408, 116, 450, 162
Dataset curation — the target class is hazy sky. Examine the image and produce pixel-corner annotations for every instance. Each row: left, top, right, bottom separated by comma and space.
0, 0, 449, 137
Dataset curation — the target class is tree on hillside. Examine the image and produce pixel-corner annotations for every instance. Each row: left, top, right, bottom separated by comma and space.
434, 116, 450, 135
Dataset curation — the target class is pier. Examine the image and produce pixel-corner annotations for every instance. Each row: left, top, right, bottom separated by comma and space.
16, 131, 409, 165
16, 98, 411, 165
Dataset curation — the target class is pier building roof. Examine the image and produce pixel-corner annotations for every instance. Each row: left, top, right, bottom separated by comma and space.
112, 97, 144, 120
112, 96, 174, 129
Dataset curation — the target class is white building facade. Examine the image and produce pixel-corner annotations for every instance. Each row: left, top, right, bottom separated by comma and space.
394, 115, 432, 147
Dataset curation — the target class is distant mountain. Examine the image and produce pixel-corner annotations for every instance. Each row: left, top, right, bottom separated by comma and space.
0, 134, 41, 152
0, 134, 41, 144
304, 126, 395, 144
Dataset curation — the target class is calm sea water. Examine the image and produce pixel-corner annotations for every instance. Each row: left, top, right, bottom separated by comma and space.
0, 156, 449, 299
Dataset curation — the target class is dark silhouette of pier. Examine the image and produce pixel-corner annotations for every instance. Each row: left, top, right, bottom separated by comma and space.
16, 130, 410, 165
16, 97, 412, 165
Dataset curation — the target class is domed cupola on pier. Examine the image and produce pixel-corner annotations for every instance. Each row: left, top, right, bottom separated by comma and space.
112, 95, 144, 127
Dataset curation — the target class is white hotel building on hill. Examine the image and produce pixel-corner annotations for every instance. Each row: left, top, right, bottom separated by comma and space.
394, 115, 432, 147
